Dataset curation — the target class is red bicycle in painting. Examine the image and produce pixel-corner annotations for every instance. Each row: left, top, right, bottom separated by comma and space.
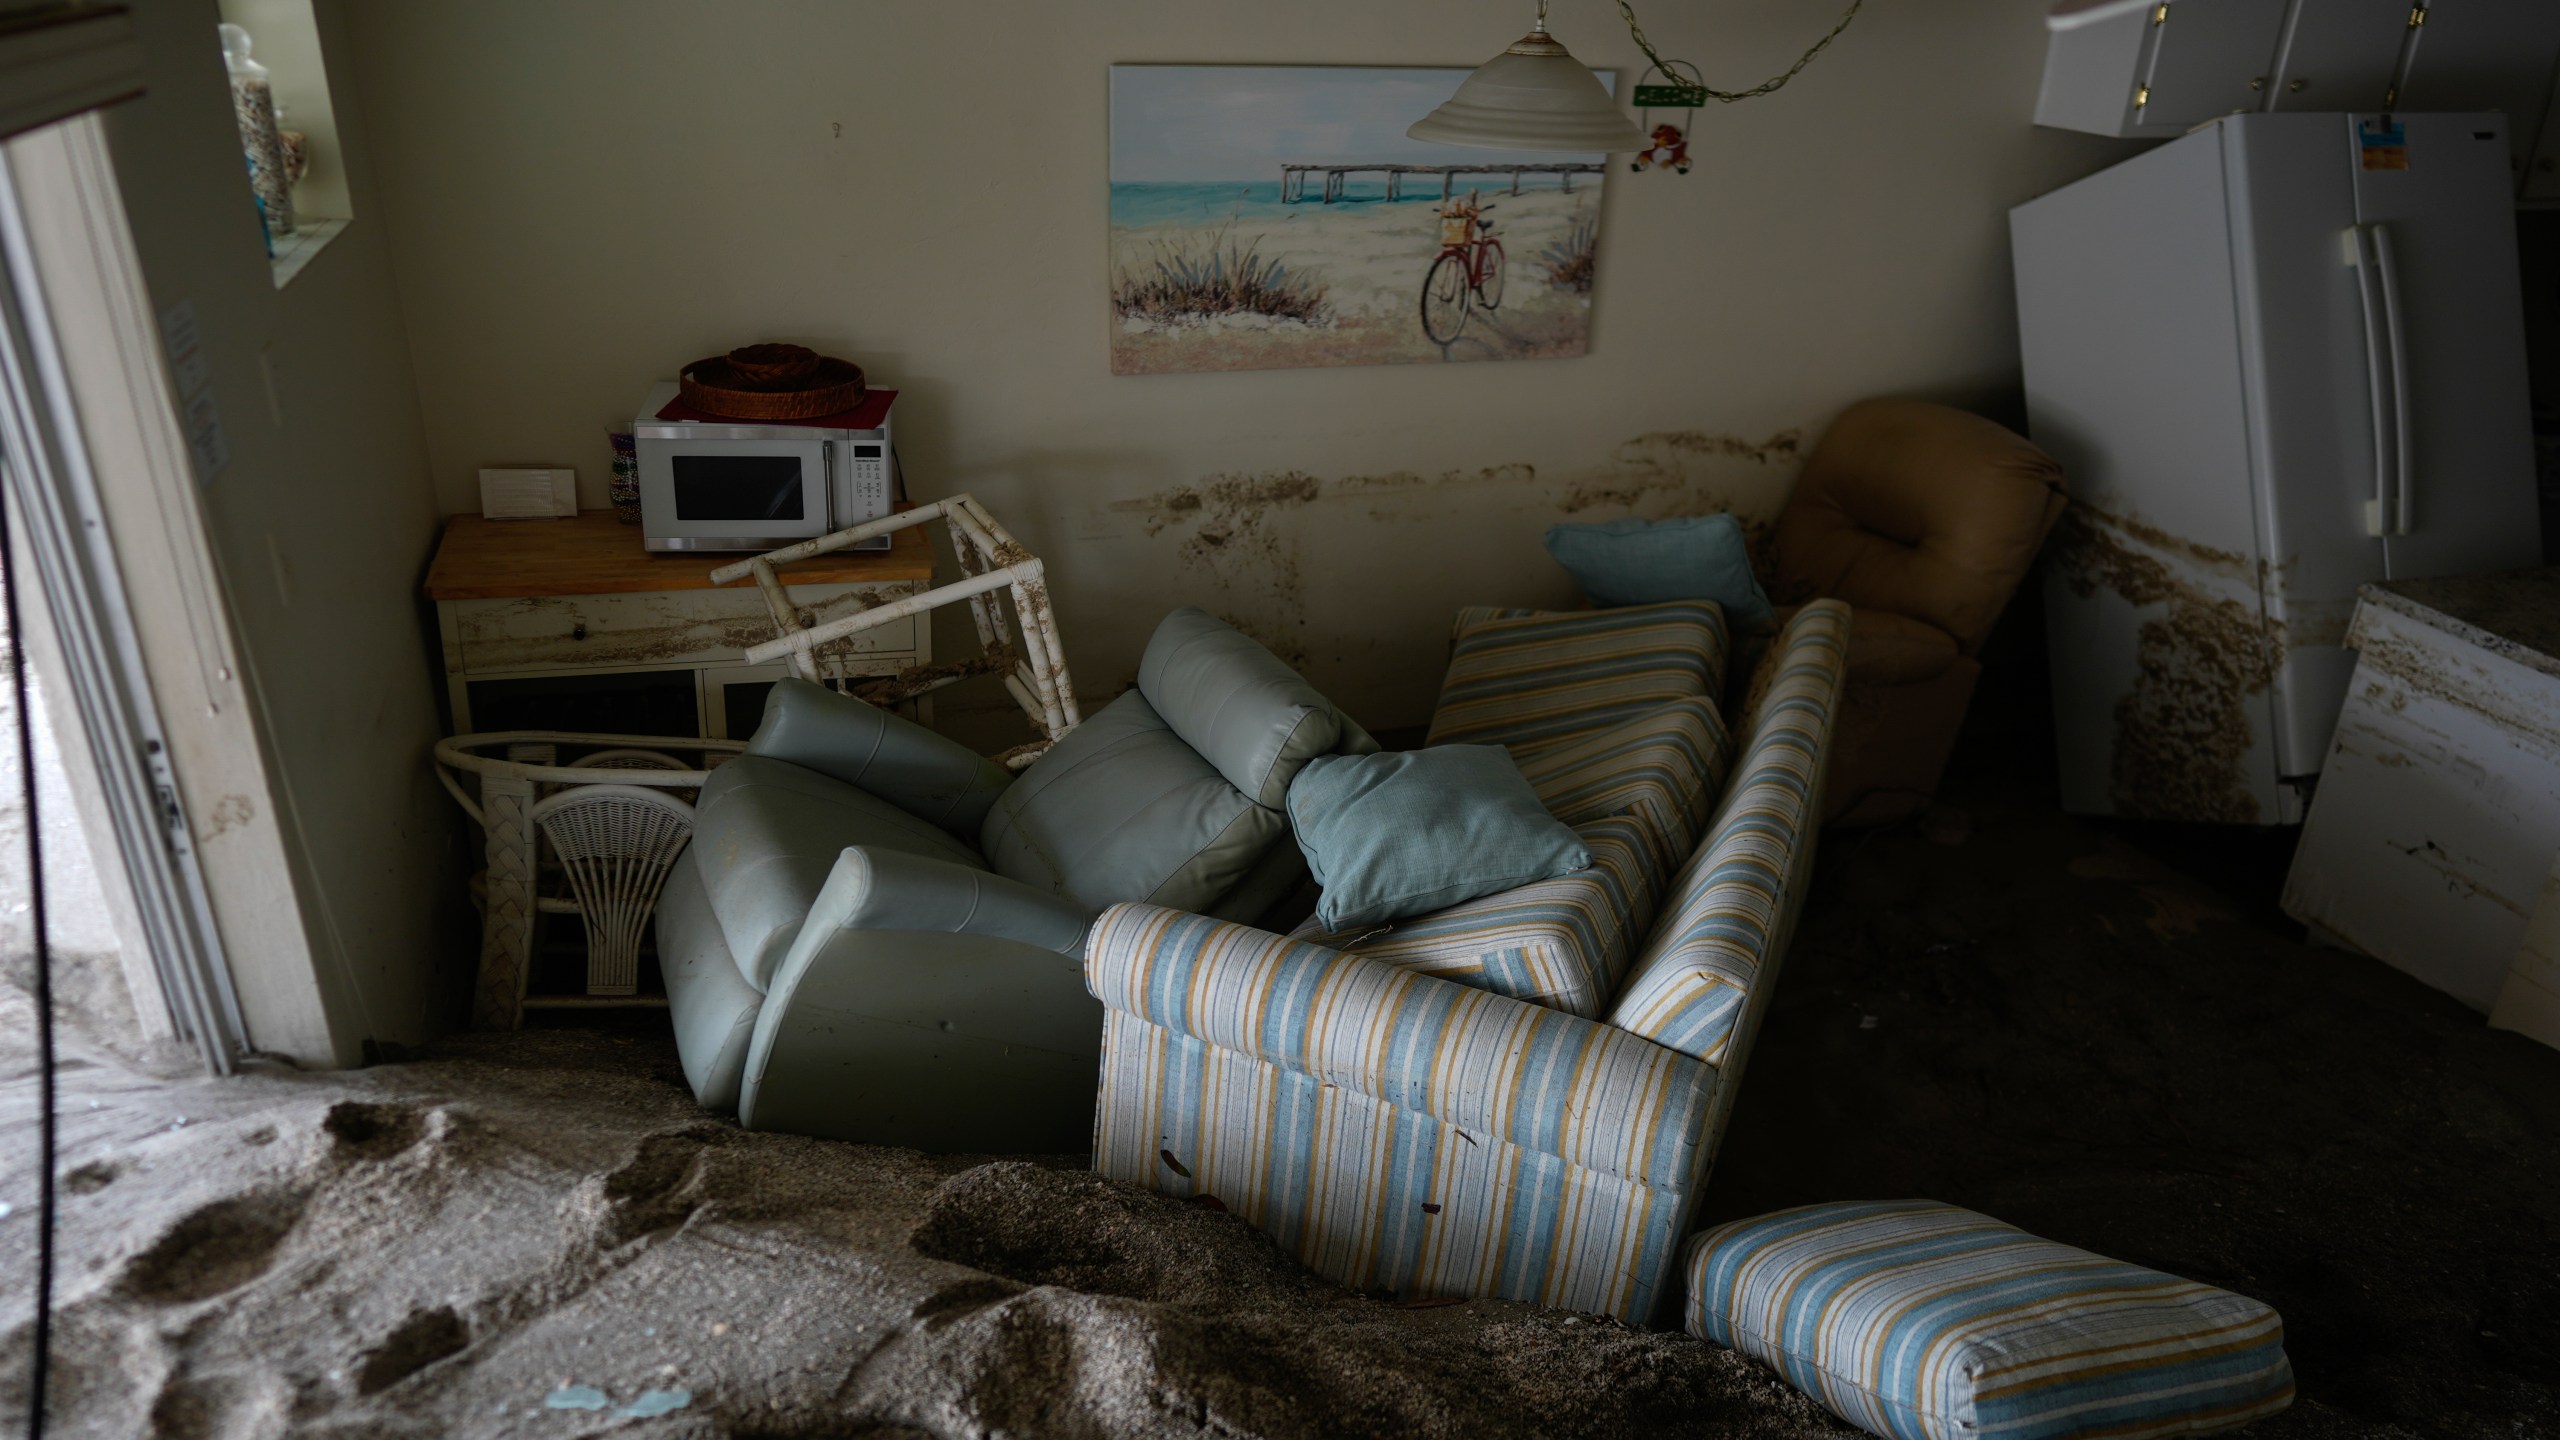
1420, 192, 1504, 347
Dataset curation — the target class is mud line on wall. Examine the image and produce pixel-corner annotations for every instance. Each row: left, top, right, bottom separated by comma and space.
1558, 429, 1802, 515
2049, 505, 2285, 824
1109, 429, 1807, 674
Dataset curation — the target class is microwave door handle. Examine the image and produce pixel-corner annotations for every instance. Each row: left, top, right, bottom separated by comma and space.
2371, 224, 2414, 536
2344, 224, 2397, 539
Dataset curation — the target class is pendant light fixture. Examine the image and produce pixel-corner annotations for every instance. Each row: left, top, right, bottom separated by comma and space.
1409, 0, 1866, 154
1406, 13, 1647, 153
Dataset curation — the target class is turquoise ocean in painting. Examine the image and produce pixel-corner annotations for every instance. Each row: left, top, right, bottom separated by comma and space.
1111, 180, 1468, 228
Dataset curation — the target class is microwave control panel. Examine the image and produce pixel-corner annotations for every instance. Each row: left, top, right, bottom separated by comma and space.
833, 439, 895, 550
841, 442, 893, 515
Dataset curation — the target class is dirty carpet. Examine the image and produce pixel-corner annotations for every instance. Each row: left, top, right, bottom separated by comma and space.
2, 770, 2555, 1438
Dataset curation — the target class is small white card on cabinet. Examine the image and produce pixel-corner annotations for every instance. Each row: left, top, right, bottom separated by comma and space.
479, 467, 577, 519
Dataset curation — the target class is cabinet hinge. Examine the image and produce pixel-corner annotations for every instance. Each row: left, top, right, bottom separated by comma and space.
2407, 4, 2426, 26
2153, 2, 2170, 22
2134, 83, 2151, 109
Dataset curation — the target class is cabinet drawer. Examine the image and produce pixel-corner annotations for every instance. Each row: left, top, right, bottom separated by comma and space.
449, 583, 918, 673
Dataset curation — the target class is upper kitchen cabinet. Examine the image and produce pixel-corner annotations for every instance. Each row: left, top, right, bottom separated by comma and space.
2391, 0, 2560, 186
2035, 0, 2560, 197
2035, 0, 2288, 138
2262, 0, 2409, 112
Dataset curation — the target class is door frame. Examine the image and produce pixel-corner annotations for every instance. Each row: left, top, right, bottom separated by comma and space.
0, 112, 336, 1070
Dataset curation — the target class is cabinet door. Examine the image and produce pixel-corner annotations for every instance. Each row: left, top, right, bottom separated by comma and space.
2268, 0, 2414, 112
2528, 67, 2560, 201
2396, 0, 2560, 186
463, 667, 704, 738
2132, 0, 2289, 134
702, 663, 792, 741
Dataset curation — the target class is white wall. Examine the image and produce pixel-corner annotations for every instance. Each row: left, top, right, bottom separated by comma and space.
102, 0, 455, 1062
349, 0, 2134, 738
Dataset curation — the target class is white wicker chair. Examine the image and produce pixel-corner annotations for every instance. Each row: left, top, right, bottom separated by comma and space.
528, 783, 697, 997
574, 747, 693, 774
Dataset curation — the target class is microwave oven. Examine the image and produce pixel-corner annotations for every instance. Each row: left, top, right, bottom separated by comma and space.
632, 381, 896, 553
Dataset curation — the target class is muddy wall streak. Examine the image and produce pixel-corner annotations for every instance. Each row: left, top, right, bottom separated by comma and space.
1091, 430, 1806, 716
2050, 506, 2283, 824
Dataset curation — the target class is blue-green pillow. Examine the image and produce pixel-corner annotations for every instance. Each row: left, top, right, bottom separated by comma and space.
1287, 746, 1590, 933
1544, 515, 1775, 630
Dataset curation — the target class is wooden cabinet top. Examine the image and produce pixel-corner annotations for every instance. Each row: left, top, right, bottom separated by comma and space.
423, 512, 934, 600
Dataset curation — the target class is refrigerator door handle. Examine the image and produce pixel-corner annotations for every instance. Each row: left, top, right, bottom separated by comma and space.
2343, 224, 2400, 538
2370, 223, 2415, 536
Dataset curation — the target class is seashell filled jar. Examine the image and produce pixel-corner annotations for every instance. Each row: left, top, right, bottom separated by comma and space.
220, 23, 292, 236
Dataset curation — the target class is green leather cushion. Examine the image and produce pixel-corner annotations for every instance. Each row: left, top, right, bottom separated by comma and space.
1288, 745, 1592, 932
693, 754, 987, 989
745, 677, 1013, 839
776, 845, 1095, 982
980, 689, 1284, 914
1137, 607, 1362, 810
655, 851, 762, 1115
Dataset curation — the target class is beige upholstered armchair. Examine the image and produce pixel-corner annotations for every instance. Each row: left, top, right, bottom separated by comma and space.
1763, 399, 2067, 826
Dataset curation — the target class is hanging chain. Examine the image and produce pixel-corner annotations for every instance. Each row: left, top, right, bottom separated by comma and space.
1612, 0, 1865, 103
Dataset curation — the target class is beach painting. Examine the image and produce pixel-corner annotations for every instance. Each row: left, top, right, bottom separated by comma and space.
1109, 64, 1612, 375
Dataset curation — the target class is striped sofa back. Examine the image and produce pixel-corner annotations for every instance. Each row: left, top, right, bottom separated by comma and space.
1426, 600, 1730, 755
1603, 599, 1850, 1070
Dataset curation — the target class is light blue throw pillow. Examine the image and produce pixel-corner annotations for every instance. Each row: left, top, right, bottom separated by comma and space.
1544, 515, 1775, 630
1287, 746, 1590, 933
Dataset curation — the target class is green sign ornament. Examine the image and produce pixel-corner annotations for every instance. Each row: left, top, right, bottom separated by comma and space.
1632, 83, 1708, 107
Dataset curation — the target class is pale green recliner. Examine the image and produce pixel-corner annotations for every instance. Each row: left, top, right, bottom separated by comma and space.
657, 607, 1375, 1152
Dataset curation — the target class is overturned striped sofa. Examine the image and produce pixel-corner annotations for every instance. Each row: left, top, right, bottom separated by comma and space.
1084, 599, 1850, 1324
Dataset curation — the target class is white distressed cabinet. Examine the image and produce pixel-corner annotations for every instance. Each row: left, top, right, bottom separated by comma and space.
423, 511, 934, 740
2282, 570, 2560, 1017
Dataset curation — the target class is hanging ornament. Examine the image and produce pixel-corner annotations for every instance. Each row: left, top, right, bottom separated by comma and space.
1628, 62, 1702, 174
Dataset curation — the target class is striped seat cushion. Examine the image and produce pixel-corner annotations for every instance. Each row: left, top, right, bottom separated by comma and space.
1289, 814, 1658, 1017
1425, 601, 1729, 757
1604, 601, 1846, 1065
1685, 1201, 2295, 1440
1512, 695, 1732, 885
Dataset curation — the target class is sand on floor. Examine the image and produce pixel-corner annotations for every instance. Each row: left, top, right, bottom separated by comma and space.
0, 766, 2553, 1437
0, 1007, 1845, 1439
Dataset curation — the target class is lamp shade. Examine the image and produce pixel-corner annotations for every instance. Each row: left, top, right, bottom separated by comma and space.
1407, 30, 1647, 152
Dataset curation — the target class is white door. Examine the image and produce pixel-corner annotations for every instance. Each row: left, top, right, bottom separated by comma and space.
2222, 115, 2386, 780
2266, 0, 2411, 112
2394, 0, 2560, 186
2347, 113, 2543, 581
2134, 0, 2291, 134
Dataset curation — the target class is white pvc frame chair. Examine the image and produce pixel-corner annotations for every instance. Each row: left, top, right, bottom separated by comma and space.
708, 494, 1080, 769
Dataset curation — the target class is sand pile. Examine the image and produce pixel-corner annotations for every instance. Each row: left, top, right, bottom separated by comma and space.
0, 1007, 1848, 1439
6, 765, 2556, 1436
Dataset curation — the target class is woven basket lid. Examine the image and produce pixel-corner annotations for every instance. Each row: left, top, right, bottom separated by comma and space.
679, 343, 867, 420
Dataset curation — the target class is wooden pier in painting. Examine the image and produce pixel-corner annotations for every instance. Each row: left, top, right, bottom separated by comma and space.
1278, 162, 1604, 204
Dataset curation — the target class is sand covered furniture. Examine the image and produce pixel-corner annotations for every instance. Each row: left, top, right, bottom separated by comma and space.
1763, 399, 2066, 826
1684, 1201, 2295, 1440
656, 607, 1375, 1152
1084, 601, 1846, 1323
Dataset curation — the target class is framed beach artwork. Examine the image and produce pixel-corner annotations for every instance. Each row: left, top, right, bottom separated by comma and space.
1108, 64, 1612, 375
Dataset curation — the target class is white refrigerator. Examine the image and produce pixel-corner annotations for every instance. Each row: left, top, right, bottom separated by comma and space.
2012, 111, 2542, 826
